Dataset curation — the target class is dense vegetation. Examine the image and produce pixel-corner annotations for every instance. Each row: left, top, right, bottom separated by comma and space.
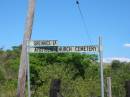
0, 46, 130, 97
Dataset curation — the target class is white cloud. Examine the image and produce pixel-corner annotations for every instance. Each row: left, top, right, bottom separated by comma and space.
103, 57, 130, 63
124, 43, 130, 47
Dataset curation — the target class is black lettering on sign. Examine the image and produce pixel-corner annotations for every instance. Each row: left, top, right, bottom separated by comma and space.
53, 40, 57, 45
31, 45, 98, 53
90, 46, 96, 51
33, 40, 57, 46
84, 46, 88, 51
69, 47, 72, 51
89, 46, 97, 51
33, 47, 58, 53
34, 48, 39, 52
63, 47, 67, 51
41, 41, 49, 46
58, 46, 63, 52
34, 41, 40, 46
34, 48, 45, 53
75, 46, 79, 51
77, 46, 81, 51
80, 46, 84, 51
66, 46, 72, 51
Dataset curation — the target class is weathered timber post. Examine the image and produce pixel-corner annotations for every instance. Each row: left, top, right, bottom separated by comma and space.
49, 79, 63, 97
17, 0, 35, 97
125, 81, 130, 97
107, 77, 112, 97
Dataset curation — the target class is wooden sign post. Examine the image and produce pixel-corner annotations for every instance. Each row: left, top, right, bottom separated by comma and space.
107, 77, 112, 97
17, 0, 35, 97
99, 36, 104, 97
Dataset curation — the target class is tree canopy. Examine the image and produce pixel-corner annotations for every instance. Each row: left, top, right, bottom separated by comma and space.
0, 45, 130, 97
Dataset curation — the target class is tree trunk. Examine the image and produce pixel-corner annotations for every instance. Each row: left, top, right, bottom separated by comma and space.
17, 0, 35, 97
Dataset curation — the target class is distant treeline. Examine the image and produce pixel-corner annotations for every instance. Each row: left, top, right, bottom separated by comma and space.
0, 46, 130, 97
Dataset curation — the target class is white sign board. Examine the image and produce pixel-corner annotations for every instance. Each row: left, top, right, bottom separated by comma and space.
28, 40, 58, 47
29, 45, 98, 53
